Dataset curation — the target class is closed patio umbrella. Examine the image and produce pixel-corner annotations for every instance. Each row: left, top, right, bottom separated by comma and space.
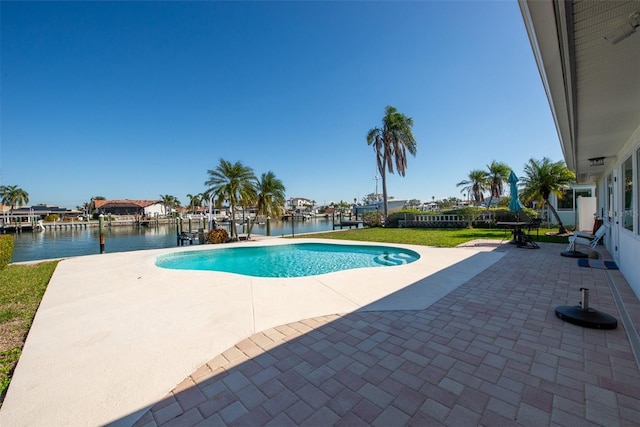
508, 170, 524, 218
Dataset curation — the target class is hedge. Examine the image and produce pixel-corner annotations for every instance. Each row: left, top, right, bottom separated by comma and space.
0, 235, 14, 270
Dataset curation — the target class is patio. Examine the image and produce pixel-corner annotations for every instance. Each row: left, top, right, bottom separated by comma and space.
133, 241, 640, 426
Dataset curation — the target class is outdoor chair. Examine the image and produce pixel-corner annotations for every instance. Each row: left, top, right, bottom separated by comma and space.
565, 225, 606, 253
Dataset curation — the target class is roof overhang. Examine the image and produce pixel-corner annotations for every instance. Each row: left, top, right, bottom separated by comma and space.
519, 0, 640, 184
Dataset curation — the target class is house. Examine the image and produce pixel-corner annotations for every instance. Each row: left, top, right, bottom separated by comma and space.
94, 199, 166, 217
287, 197, 313, 212
519, 0, 640, 297
420, 202, 439, 212
2, 204, 77, 223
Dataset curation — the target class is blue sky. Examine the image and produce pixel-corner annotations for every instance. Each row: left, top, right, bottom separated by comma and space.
1, 1, 563, 209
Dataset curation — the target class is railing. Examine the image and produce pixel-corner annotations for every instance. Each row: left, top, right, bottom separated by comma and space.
398, 212, 495, 228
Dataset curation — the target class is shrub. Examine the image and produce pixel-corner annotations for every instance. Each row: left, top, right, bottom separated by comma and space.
456, 207, 484, 228
44, 214, 59, 222
491, 207, 538, 223
0, 235, 14, 270
206, 229, 229, 244
362, 211, 384, 228
386, 209, 423, 228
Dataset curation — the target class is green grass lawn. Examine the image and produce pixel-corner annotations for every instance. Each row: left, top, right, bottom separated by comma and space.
0, 261, 59, 405
298, 226, 568, 247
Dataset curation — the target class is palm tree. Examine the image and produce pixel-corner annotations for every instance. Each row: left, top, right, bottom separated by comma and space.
485, 161, 511, 208
366, 105, 418, 223
0, 185, 29, 215
159, 194, 180, 217
520, 157, 575, 234
186, 193, 203, 214
246, 171, 286, 238
456, 169, 488, 205
205, 159, 256, 239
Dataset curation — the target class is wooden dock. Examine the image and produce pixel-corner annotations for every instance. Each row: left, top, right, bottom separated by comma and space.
332, 220, 363, 230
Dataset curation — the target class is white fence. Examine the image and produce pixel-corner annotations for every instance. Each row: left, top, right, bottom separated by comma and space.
398, 212, 495, 228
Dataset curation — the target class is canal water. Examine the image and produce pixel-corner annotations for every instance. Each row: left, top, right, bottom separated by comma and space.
10, 218, 336, 263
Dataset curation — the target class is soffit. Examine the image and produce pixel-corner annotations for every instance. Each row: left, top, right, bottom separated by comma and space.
572, 0, 640, 183
519, 0, 640, 184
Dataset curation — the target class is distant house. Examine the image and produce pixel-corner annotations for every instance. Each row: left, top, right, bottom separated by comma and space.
3, 204, 77, 222
420, 202, 439, 212
94, 200, 165, 217
287, 197, 313, 212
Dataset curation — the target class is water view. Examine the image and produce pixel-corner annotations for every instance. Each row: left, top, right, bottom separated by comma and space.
10, 218, 336, 263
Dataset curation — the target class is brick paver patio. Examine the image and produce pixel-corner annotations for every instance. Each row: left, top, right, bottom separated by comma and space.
134, 241, 640, 426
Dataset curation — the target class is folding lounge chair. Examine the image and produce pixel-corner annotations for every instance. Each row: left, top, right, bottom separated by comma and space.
565, 225, 606, 254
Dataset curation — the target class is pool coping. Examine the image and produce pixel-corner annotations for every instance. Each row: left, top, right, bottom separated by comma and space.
0, 238, 504, 426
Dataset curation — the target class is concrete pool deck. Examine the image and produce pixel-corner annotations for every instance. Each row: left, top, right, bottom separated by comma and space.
0, 238, 507, 426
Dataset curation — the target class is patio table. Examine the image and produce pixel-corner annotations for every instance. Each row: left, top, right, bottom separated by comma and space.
497, 221, 535, 248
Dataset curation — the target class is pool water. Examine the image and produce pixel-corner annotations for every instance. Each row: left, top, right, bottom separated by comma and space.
155, 243, 420, 278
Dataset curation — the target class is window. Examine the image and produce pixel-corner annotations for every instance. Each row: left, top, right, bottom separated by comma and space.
575, 189, 592, 200
558, 188, 592, 210
557, 188, 573, 210
623, 156, 633, 231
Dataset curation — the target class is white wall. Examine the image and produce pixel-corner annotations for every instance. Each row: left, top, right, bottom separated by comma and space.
577, 197, 597, 232
619, 231, 640, 298
143, 203, 165, 216
599, 125, 640, 299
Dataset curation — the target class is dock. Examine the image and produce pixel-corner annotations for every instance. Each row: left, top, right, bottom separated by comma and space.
332, 220, 363, 230
0, 217, 179, 233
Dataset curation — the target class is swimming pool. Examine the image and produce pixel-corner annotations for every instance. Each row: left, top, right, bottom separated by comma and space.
155, 242, 420, 278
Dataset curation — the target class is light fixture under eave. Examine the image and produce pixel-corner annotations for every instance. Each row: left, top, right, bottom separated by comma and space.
588, 157, 605, 167
605, 11, 640, 45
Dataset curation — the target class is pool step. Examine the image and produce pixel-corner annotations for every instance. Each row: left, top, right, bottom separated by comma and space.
374, 253, 412, 266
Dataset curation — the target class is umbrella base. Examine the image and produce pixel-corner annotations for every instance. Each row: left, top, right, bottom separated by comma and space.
555, 305, 617, 329
560, 250, 589, 258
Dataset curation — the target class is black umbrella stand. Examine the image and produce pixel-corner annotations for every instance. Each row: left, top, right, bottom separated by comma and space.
555, 288, 617, 329
560, 249, 590, 258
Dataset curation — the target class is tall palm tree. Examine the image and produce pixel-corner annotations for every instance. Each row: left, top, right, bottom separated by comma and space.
0, 185, 29, 215
246, 171, 286, 238
366, 105, 418, 223
484, 161, 511, 208
456, 169, 488, 205
520, 157, 575, 234
205, 159, 256, 239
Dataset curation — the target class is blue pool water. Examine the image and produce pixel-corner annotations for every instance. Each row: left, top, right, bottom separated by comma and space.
155, 243, 420, 278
